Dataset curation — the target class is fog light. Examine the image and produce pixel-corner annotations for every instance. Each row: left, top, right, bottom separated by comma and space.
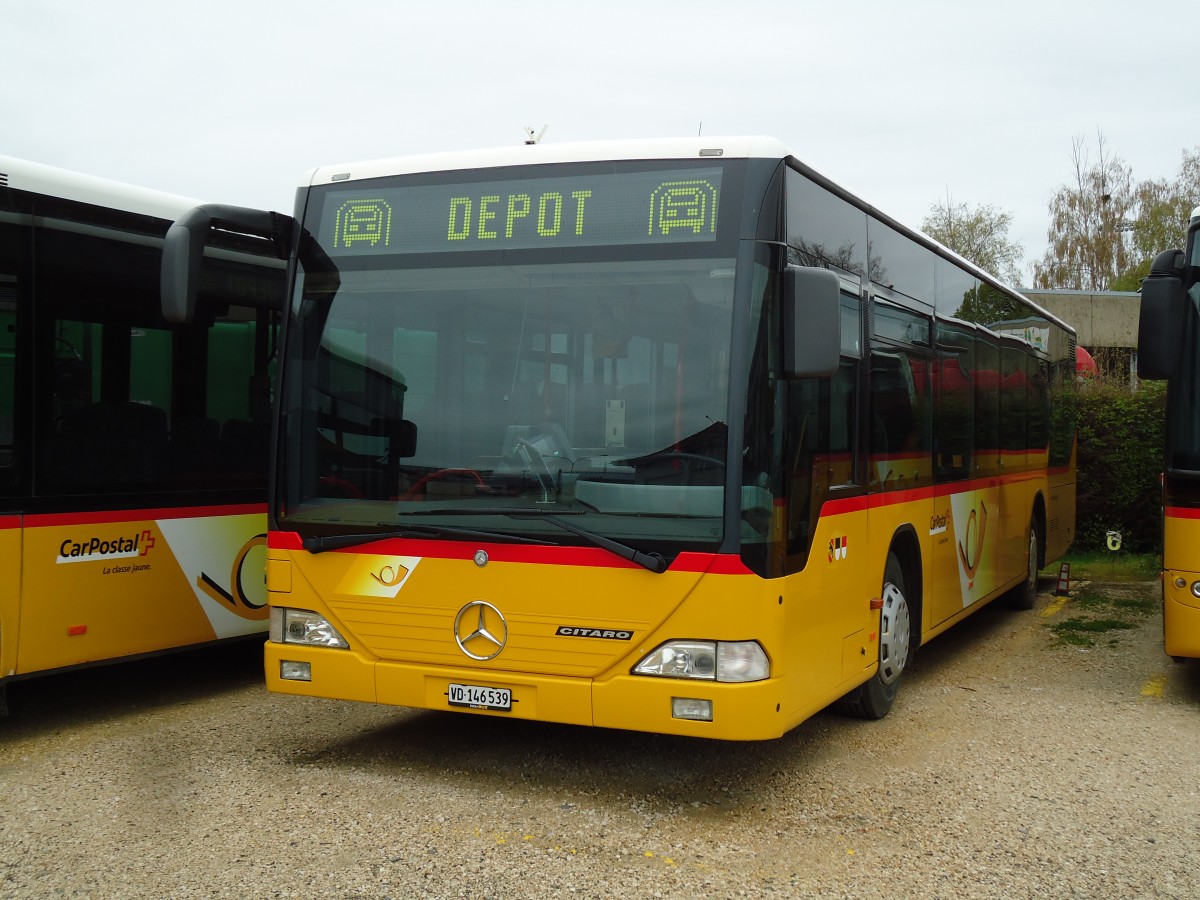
672, 697, 713, 721
280, 660, 312, 681
1191, 581, 1200, 599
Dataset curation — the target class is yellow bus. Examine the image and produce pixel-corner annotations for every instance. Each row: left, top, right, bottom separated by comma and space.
165, 137, 1076, 739
0, 155, 283, 712
1136, 205, 1200, 660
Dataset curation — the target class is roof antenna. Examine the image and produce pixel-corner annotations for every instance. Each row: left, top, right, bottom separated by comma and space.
524, 126, 548, 145
698, 122, 703, 136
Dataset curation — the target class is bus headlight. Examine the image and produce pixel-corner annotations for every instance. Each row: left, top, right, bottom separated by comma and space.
269, 607, 349, 649
633, 640, 769, 682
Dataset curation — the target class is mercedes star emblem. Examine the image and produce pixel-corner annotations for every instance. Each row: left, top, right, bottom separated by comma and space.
453, 600, 507, 660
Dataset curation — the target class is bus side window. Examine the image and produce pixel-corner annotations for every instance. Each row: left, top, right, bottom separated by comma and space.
784, 361, 858, 569
827, 362, 857, 487
933, 322, 974, 482
0, 286, 14, 472
42, 320, 172, 489
974, 334, 1001, 477
869, 349, 931, 489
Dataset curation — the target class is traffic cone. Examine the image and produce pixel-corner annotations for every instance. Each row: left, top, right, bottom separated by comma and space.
1054, 562, 1071, 597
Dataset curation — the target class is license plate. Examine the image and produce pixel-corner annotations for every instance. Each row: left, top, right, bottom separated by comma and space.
447, 682, 512, 712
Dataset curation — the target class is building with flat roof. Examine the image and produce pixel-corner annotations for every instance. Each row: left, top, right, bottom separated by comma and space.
1024, 289, 1140, 382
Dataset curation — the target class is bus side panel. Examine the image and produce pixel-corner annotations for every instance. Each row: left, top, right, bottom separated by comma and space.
998, 469, 1031, 586
1163, 508, 1200, 658
15, 508, 266, 676
1045, 464, 1076, 566
929, 482, 1000, 626
0, 516, 21, 682
788, 508, 877, 695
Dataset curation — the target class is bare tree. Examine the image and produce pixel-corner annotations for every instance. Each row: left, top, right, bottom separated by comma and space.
922, 194, 1025, 286
1033, 132, 1134, 291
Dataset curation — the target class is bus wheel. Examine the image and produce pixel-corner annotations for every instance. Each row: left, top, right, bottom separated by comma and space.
837, 552, 912, 719
1006, 517, 1040, 611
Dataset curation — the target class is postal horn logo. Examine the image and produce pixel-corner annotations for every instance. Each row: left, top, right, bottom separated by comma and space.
197, 534, 269, 621
957, 501, 989, 588
333, 554, 418, 601
371, 563, 409, 587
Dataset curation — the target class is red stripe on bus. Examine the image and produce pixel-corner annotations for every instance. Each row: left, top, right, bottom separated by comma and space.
0, 515, 22, 530
1165, 506, 1200, 520
270, 530, 304, 549
686, 553, 754, 575
821, 471, 1048, 516
268, 530, 752, 575
25, 503, 267, 528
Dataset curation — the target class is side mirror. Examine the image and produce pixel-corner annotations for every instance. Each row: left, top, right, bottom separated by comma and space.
782, 266, 842, 378
162, 204, 290, 324
1137, 249, 1186, 380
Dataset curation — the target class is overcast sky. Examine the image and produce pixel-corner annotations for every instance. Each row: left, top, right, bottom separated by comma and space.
4, 0, 1193, 286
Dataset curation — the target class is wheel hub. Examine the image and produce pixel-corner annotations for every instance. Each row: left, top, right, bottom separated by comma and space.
878, 582, 911, 685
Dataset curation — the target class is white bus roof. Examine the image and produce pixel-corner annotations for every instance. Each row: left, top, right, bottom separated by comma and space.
303, 136, 791, 187
0, 154, 200, 222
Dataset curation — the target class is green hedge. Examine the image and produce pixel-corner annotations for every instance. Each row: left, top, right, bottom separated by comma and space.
1074, 378, 1166, 554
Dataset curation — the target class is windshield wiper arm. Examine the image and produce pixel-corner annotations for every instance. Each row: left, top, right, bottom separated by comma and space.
410, 506, 583, 517
302, 523, 557, 554
508, 513, 667, 574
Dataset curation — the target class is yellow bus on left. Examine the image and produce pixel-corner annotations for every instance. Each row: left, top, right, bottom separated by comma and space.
0, 155, 285, 713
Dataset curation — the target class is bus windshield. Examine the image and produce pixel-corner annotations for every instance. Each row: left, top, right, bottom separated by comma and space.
1164, 227, 1200, 476
278, 249, 740, 551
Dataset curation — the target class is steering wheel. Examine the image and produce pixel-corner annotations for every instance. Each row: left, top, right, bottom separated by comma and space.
514, 437, 556, 499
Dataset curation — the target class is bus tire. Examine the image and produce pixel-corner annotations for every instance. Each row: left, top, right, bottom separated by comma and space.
836, 551, 912, 720
1006, 517, 1040, 611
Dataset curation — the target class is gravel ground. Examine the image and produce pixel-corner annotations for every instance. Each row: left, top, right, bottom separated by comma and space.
2, 578, 1198, 899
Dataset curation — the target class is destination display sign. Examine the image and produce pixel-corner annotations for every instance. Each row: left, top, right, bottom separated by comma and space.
317, 167, 723, 255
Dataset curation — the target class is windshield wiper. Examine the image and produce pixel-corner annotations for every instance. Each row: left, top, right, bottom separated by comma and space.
302, 522, 558, 554
507, 513, 667, 574
302, 514, 666, 573
409, 506, 584, 517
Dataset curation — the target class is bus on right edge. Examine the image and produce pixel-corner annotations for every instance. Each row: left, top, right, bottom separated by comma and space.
1137, 204, 1200, 661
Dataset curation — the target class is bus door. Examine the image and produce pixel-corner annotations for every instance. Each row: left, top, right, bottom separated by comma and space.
958, 330, 1002, 608
867, 303, 934, 607
930, 323, 977, 624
